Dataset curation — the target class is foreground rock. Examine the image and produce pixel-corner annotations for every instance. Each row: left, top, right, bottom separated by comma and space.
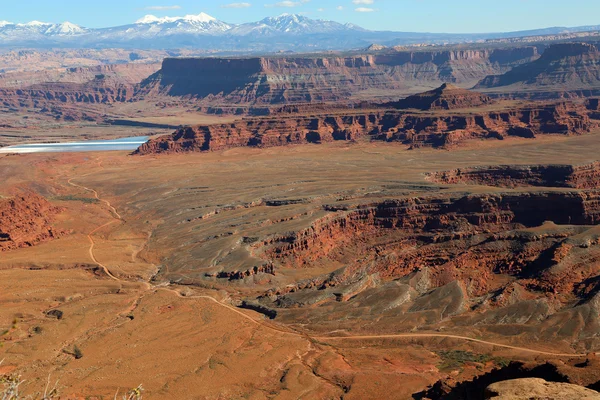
0, 192, 63, 251
485, 378, 600, 399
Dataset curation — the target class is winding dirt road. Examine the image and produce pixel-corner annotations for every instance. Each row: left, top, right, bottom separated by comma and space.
68, 174, 590, 359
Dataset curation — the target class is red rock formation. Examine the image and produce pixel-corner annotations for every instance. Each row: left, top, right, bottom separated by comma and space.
427, 162, 600, 189
136, 47, 538, 106
0, 192, 63, 251
135, 101, 597, 154
393, 83, 494, 110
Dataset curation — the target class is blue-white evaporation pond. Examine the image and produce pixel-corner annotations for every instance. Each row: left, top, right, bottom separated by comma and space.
0, 136, 149, 153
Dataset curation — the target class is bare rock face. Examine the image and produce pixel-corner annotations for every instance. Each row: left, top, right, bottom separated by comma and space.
485, 378, 600, 399
476, 42, 600, 95
0, 192, 63, 251
135, 101, 598, 154
393, 83, 494, 110
136, 48, 538, 107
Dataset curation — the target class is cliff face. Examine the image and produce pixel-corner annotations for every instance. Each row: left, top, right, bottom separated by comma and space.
0, 193, 63, 251
476, 43, 600, 93
135, 101, 597, 154
427, 162, 600, 189
136, 47, 538, 106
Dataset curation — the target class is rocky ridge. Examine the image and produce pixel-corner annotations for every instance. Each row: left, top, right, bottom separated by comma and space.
393, 83, 494, 110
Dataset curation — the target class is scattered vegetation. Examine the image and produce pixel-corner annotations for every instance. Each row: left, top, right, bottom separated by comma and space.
72, 346, 83, 360
436, 350, 513, 371
436, 350, 493, 370
52, 195, 98, 204
118, 385, 144, 400
0, 360, 59, 400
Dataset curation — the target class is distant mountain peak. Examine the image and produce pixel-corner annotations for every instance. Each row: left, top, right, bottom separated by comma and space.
135, 12, 217, 25
44, 21, 87, 36
20, 20, 51, 27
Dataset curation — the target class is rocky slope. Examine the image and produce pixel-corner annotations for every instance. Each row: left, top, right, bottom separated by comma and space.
135, 100, 597, 153
0, 192, 63, 251
393, 83, 494, 110
477, 43, 600, 97
240, 190, 600, 353
136, 47, 539, 107
427, 161, 600, 188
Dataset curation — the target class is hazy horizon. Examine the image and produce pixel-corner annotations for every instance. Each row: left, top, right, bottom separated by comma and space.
2, 0, 599, 33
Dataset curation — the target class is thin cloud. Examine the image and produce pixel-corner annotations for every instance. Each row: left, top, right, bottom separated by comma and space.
355, 7, 375, 12
221, 2, 252, 8
143, 5, 181, 10
265, 0, 310, 7
352, 0, 373, 4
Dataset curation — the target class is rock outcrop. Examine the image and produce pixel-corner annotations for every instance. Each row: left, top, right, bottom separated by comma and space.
135, 100, 597, 154
477, 43, 600, 96
485, 378, 600, 399
393, 83, 494, 110
136, 48, 539, 107
0, 193, 63, 251
427, 162, 600, 188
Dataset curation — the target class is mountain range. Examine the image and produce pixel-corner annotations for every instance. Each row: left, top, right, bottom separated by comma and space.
0, 13, 599, 51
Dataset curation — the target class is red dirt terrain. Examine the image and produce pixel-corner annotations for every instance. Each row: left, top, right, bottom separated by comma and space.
5, 39, 600, 399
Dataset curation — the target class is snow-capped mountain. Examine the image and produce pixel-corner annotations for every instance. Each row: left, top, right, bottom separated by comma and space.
130, 12, 231, 35
44, 22, 88, 36
229, 13, 364, 36
0, 20, 88, 42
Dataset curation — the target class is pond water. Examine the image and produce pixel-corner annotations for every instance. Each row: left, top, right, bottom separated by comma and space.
0, 136, 149, 153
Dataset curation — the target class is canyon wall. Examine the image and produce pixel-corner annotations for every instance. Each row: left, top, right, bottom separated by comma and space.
135, 100, 598, 154
136, 47, 539, 105
477, 43, 600, 94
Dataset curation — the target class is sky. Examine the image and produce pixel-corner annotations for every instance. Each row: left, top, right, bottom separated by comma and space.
2, 0, 599, 33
